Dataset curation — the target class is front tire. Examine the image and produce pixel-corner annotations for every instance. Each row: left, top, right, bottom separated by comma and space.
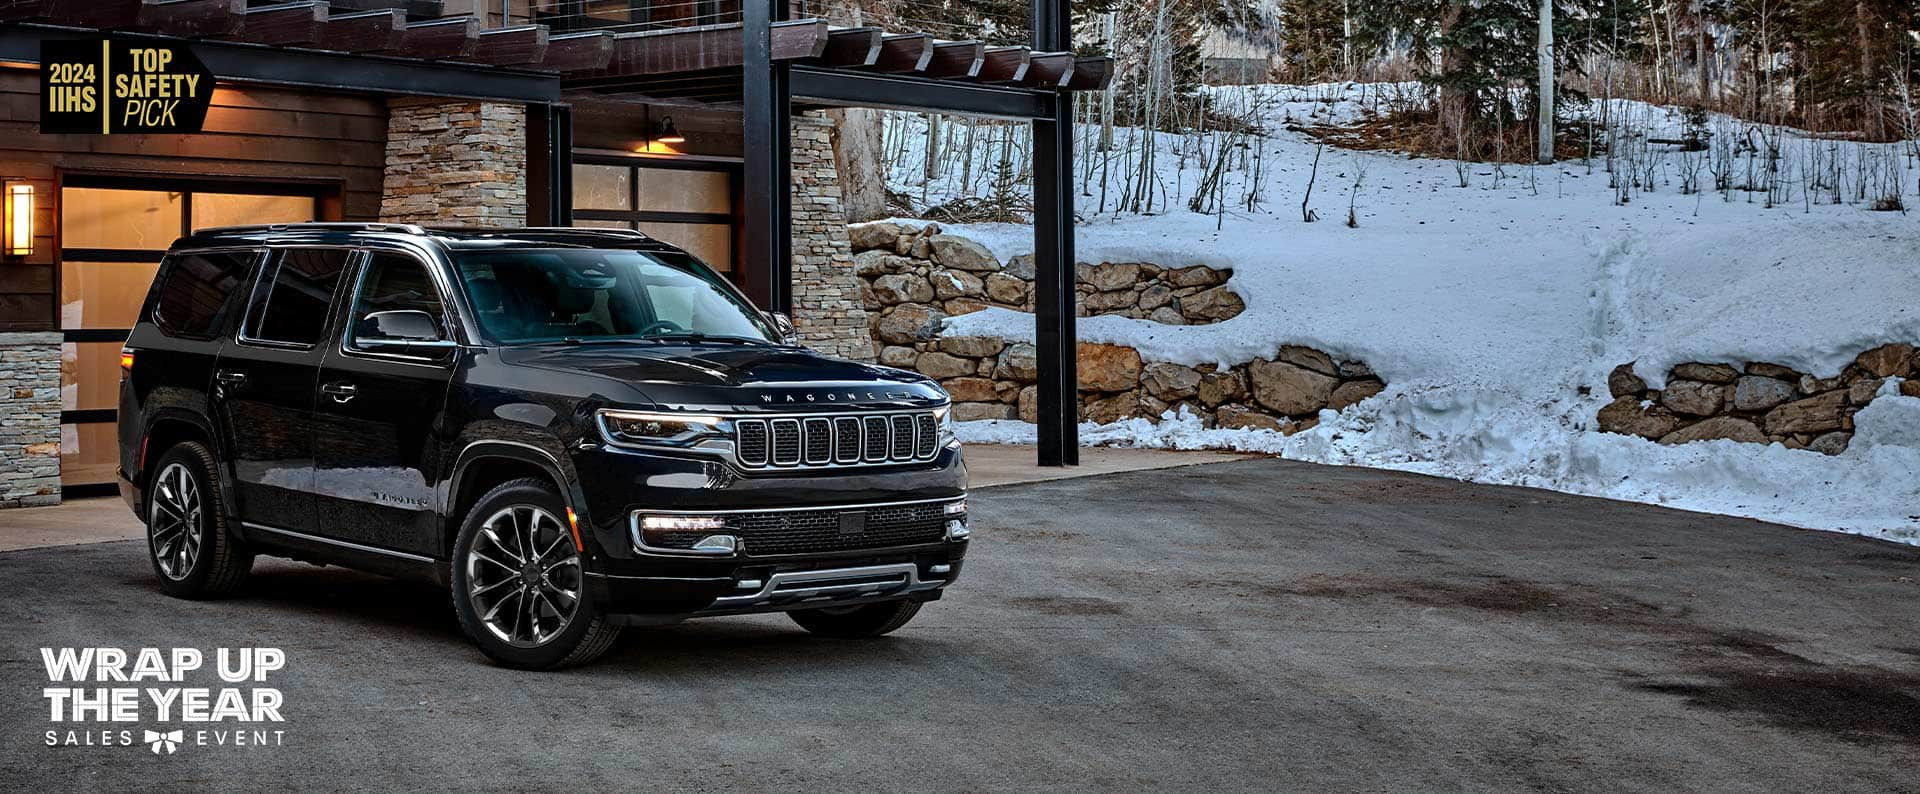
449, 478, 621, 669
788, 599, 923, 638
145, 442, 252, 598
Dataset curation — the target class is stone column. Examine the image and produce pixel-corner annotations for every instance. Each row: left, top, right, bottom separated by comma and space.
0, 332, 63, 507
787, 111, 875, 362
380, 98, 527, 228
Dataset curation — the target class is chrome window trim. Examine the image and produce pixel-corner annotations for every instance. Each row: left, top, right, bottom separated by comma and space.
234, 244, 363, 351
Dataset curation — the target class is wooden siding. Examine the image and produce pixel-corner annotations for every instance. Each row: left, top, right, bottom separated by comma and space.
0, 66, 385, 330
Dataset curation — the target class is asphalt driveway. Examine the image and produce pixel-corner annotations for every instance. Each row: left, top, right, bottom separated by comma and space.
3, 458, 1917, 791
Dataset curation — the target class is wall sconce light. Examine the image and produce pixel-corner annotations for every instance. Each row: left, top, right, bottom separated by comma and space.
653, 116, 685, 144
3, 182, 31, 258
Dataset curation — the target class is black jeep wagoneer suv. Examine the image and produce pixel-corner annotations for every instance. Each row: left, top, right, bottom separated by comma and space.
119, 223, 967, 669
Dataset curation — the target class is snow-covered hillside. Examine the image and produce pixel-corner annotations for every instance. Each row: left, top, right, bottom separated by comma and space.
884, 83, 1920, 544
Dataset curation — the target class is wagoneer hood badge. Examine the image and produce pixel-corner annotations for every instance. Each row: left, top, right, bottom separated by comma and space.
759, 389, 919, 404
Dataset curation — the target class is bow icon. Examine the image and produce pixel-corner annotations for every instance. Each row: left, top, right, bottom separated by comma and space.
143, 729, 184, 755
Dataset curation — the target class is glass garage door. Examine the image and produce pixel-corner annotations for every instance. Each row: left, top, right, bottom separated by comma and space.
59, 181, 321, 491
571, 159, 736, 276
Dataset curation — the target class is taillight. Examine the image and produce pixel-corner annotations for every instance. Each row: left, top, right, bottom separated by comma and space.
119, 350, 134, 372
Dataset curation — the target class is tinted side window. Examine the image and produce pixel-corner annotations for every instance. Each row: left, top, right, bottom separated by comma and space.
248, 248, 350, 347
152, 250, 258, 338
347, 253, 447, 347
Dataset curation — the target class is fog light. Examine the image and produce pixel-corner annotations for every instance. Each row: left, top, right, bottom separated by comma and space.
642, 515, 727, 532
929, 564, 952, 575
946, 519, 970, 541
735, 578, 763, 590
691, 535, 737, 553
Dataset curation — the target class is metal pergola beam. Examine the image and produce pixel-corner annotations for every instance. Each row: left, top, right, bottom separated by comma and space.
1031, 0, 1078, 466
741, 0, 791, 312
789, 66, 1055, 120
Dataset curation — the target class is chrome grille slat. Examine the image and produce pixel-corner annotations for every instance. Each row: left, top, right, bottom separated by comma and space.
733, 411, 943, 470
737, 420, 768, 466
862, 416, 889, 462
914, 414, 938, 458
770, 419, 802, 465
833, 417, 862, 463
802, 418, 833, 464
889, 415, 913, 459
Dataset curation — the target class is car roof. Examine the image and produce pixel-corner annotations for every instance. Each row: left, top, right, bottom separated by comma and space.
171, 223, 685, 253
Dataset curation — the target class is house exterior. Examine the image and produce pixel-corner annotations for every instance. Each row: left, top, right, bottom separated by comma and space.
0, 0, 1103, 506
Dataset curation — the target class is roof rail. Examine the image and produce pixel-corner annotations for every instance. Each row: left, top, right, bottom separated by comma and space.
193, 222, 430, 236
429, 226, 654, 239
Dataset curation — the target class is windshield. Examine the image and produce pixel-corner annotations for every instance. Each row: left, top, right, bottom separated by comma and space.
453, 248, 778, 344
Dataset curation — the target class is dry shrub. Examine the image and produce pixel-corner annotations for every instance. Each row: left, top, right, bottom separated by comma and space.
1300, 109, 1594, 163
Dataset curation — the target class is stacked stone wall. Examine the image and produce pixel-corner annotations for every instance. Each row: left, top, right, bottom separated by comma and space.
380, 98, 527, 227
0, 332, 61, 507
786, 112, 874, 361
852, 221, 1244, 329
850, 226, 1384, 430
1598, 343, 1919, 454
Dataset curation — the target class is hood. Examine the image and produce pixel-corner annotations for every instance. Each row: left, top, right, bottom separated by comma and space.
495, 342, 947, 413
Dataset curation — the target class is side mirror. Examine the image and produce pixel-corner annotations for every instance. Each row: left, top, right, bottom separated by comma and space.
356, 309, 451, 350
765, 311, 800, 345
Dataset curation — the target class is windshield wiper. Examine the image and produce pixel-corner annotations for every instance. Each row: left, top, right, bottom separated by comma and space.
646, 332, 766, 345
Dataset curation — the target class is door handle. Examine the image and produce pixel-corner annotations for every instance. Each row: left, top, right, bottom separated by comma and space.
214, 370, 247, 390
320, 381, 357, 403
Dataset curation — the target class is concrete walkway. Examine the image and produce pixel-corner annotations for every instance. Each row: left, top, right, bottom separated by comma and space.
0, 444, 1247, 551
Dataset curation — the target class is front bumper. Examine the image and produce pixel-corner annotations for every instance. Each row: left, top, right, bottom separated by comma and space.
587, 557, 961, 625
568, 442, 969, 620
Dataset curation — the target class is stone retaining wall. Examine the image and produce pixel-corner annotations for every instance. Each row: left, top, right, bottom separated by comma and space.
850, 221, 1243, 332
1597, 342, 1919, 454
853, 226, 1382, 430
902, 333, 1385, 431
0, 332, 61, 507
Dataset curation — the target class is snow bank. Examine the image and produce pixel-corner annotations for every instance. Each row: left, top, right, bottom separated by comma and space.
920, 83, 1920, 544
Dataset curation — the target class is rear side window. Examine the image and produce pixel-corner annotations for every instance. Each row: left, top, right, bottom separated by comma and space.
152, 250, 259, 338
247, 248, 351, 347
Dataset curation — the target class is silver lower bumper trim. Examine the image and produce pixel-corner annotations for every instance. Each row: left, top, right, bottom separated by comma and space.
709, 562, 944, 608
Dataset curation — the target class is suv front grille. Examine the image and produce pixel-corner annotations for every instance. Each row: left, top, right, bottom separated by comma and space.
734, 411, 941, 470
644, 500, 951, 556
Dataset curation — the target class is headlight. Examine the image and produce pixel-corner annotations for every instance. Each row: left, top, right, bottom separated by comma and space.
598, 409, 727, 450
933, 403, 956, 442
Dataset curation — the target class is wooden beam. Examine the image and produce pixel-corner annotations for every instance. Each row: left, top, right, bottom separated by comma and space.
316, 8, 404, 53
540, 31, 613, 72
1066, 56, 1113, 91
565, 20, 827, 82
457, 25, 548, 66
136, 0, 244, 37
399, 16, 479, 60
235, 1, 328, 46
869, 33, 931, 73
30, 0, 144, 27
0, 1, 55, 23
924, 40, 983, 79
975, 46, 1030, 84
816, 27, 881, 68
1023, 51, 1074, 89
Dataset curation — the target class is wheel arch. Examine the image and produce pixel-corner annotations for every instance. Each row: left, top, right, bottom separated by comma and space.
137, 411, 229, 517
444, 441, 584, 559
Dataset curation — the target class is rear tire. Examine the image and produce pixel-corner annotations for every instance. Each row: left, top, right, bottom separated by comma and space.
145, 442, 252, 599
449, 478, 621, 669
787, 599, 923, 638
